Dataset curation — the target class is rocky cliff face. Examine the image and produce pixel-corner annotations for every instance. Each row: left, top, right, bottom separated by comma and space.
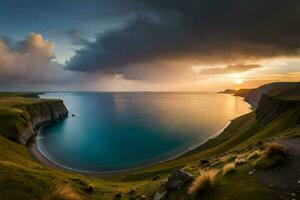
15, 100, 68, 145
245, 82, 300, 108
255, 94, 300, 125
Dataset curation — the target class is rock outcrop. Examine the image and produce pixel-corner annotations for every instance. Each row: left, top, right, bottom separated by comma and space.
165, 170, 194, 190
5, 100, 68, 145
255, 94, 300, 125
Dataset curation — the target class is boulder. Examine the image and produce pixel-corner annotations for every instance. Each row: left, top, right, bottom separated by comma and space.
199, 159, 210, 166
152, 175, 161, 180
165, 170, 194, 190
115, 191, 122, 198
153, 191, 167, 200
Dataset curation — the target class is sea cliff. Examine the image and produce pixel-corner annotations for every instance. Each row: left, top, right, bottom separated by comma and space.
244, 82, 300, 108
219, 82, 300, 108
1, 100, 68, 145
256, 94, 300, 125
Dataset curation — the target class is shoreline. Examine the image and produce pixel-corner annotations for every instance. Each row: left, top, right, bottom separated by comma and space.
28, 118, 235, 176
28, 136, 62, 170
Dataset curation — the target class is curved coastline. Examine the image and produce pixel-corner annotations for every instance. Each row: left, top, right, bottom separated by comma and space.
28, 118, 236, 175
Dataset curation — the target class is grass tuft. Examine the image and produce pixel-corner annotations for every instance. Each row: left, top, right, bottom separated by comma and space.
220, 155, 237, 164
222, 162, 236, 175
85, 183, 95, 193
265, 143, 285, 157
254, 142, 287, 169
188, 169, 219, 195
247, 150, 264, 160
42, 183, 81, 200
235, 158, 248, 166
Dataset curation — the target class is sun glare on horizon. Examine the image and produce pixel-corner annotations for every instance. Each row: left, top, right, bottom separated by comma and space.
234, 78, 244, 84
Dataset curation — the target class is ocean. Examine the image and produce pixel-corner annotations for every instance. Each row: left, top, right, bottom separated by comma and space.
37, 92, 250, 172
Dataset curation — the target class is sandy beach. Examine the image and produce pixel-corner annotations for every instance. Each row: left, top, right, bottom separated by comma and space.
28, 137, 62, 170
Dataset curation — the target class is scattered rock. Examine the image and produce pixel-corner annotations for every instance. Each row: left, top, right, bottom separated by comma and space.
165, 169, 194, 190
254, 141, 264, 148
127, 189, 137, 195
160, 178, 167, 186
199, 159, 210, 166
288, 192, 296, 197
152, 175, 161, 180
153, 191, 167, 200
268, 184, 275, 188
85, 184, 94, 193
115, 191, 122, 197
249, 171, 255, 175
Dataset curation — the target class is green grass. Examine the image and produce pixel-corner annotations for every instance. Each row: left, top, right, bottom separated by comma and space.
202, 166, 280, 200
0, 90, 299, 200
254, 143, 287, 169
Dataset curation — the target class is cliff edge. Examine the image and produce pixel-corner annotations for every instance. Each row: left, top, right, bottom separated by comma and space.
256, 94, 300, 125
0, 98, 68, 145
244, 82, 300, 108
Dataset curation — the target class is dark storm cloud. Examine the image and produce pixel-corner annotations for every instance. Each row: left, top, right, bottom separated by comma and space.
199, 64, 261, 75
67, 0, 300, 78
66, 30, 90, 46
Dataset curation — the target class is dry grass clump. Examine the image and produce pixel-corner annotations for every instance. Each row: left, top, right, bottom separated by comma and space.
68, 176, 94, 193
85, 183, 94, 193
234, 158, 247, 166
265, 143, 285, 157
254, 142, 287, 169
222, 162, 236, 175
247, 150, 264, 160
43, 183, 81, 200
220, 155, 237, 164
188, 169, 219, 195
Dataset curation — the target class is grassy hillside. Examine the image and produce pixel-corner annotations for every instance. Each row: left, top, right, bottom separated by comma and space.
0, 87, 299, 200
0, 133, 161, 200
0, 93, 67, 143
0, 93, 159, 200
0, 94, 46, 140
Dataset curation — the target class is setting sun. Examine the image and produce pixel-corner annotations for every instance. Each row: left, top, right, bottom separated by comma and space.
234, 78, 244, 84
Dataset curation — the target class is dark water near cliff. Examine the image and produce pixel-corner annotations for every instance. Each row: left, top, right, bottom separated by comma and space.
37, 92, 250, 172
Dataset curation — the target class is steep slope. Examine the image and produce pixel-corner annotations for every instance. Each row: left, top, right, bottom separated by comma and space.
244, 82, 300, 107
256, 94, 300, 125
0, 97, 68, 144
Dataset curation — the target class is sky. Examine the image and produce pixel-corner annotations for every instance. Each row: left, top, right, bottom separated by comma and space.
0, 0, 300, 91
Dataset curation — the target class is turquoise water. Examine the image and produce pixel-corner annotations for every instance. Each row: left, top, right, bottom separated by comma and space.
37, 92, 250, 172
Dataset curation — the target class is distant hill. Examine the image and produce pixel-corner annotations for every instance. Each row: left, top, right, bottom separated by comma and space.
221, 82, 300, 108
219, 88, 254, 97
218, 89, 237, 94
233, 88, 254, 97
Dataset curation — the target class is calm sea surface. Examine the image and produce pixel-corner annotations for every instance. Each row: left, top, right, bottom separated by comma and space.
38, 92, 250, 172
